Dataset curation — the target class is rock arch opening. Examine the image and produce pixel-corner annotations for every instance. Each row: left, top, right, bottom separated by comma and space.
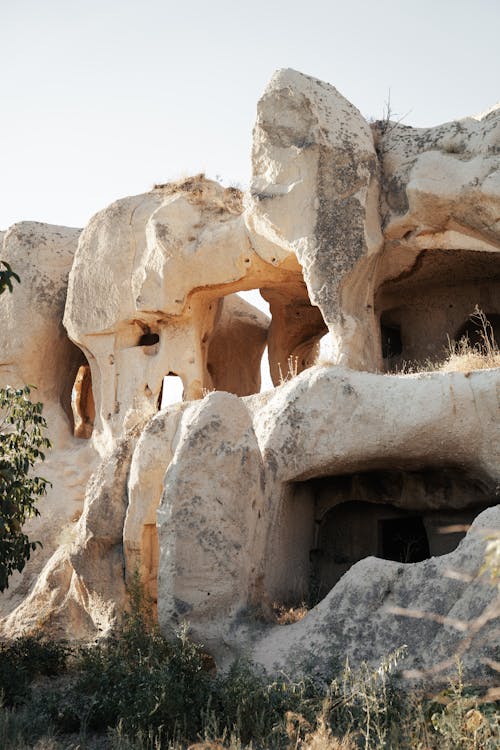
268, 467, 496, 610
205, 282, 328, 398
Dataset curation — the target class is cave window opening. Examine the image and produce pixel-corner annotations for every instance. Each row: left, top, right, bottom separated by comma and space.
233, 286, 327, 394
205, 289, 272, 396
379, 516, 430, 563
138, 331, 160, 347
201, 280, 328, 399
71, 362, 95, 439
158, 372, 184, 410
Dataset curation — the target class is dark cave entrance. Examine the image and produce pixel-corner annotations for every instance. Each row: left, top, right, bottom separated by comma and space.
270, 467, 496, 608
379, 515, 429, 563
312, 500, 450, 602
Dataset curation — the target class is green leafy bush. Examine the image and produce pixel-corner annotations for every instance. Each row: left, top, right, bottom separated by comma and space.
0, 261, 20, 296
0, 385, 51, 591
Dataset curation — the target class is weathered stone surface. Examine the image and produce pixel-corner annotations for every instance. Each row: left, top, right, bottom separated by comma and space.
0, 435, 136, 639
63, 176, 310, 445
157, 392, 266, 650
371, 105, 500, 368
151, 365, 499, 678
246, 68, 383, 368
0, 223, 99, 621
250, 505, 500, 683
124, 403, 188, 607
0, 70, 499, 689
374, 104, 500, 245
0, 222, 82, 425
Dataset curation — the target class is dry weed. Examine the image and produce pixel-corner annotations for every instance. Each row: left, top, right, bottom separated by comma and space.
278, 356, 299, 385
393, 307, 500, 375
440, 340, 500, 373
272, 601, 309, 625
152, 173, 242, 214
285, 711, 356, 750
302, 720, 356, 750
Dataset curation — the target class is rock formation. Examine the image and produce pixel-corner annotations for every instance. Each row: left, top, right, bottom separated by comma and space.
0, 69, 499, 686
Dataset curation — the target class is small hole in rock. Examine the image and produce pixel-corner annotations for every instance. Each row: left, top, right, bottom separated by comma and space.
138, 332, 160, 347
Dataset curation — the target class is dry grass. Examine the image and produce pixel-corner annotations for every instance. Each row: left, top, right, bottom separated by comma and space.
278, 355, 299, 385
393, 308, 500, 375
286, 712, 357, 750
272, 601, 309, 625
439, 338, 500, 373
421, 308, 499, 374
152, 173, 243, 215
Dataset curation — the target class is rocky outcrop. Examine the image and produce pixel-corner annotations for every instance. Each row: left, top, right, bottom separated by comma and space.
372, 104, 500, 368
0, 70, 499, 688
0, 223, 99, 619
250, 504, 500, 682
1, 434, 136, 639
0, 222, 82, 425
153, 366, 499, 678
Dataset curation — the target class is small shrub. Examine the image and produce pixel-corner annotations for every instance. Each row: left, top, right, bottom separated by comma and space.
0, 636, 69, 706
429, 663, 500, 749
1, 577, 498, 749
0, 701, 57, 750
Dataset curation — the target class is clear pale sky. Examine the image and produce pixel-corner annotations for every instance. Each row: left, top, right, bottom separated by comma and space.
1, 0, 499, 231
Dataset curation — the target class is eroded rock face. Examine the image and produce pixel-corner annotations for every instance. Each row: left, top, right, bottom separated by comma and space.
1, 70, 499, 687
0, 222, 82, 423
0, 223, 99, 621
63, 176, 321, 447
154, 366, 500, 678
372, 105, 500, 368
246, 68, 383, 369
250, 504, 500, 681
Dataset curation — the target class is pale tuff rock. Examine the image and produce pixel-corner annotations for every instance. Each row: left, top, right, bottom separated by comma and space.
250, 505, 500, 679
246, 69, 383, 370
0, 223, 99, 620
1, 435, 136, 639
155, 367, 500, 675
0, 71, 499, 685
